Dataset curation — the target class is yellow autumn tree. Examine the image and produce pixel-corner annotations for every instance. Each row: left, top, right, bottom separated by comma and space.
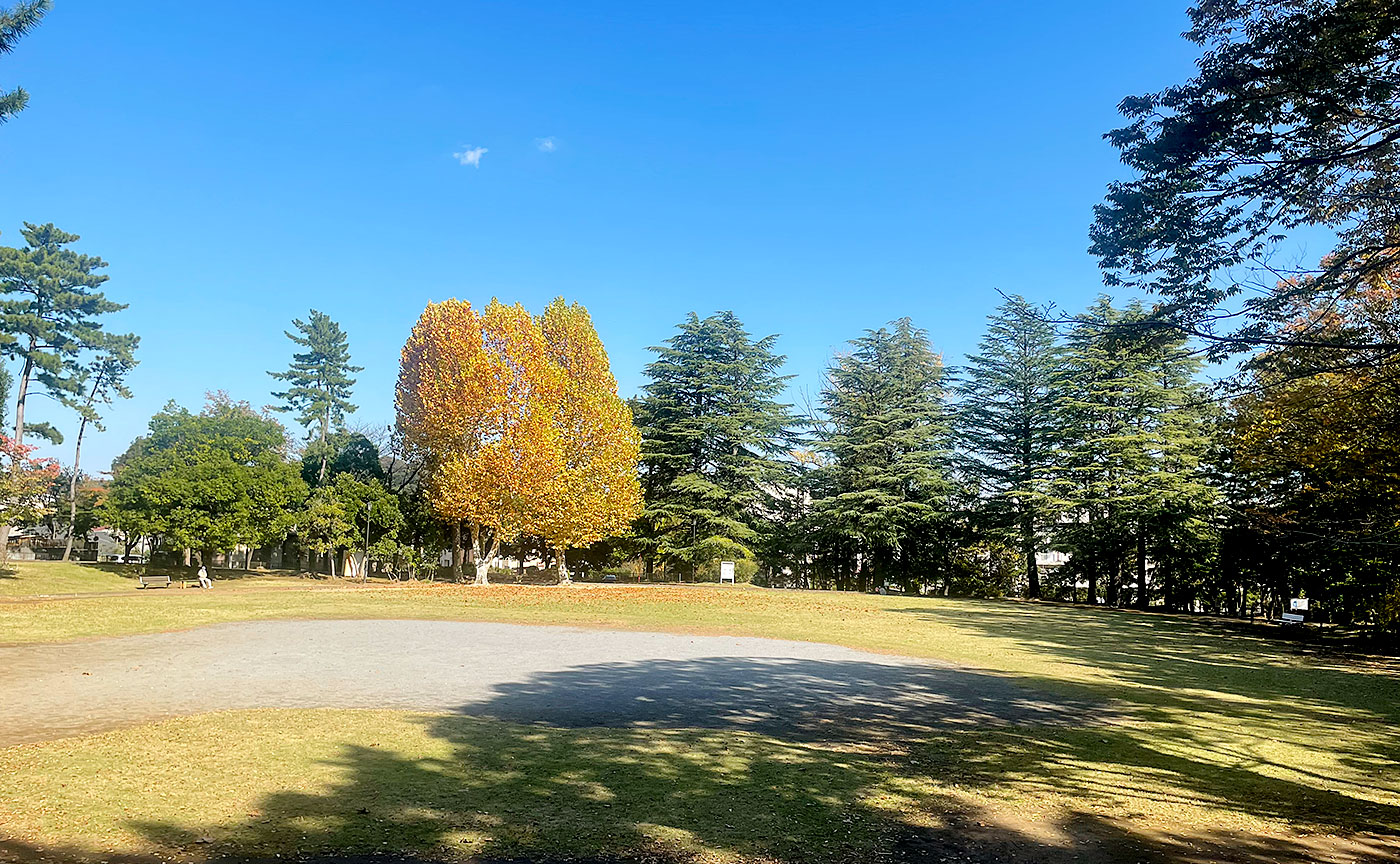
533, 298, 643, 582
395, 299, 561, 583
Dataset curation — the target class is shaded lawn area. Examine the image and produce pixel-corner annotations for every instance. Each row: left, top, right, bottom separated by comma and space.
0, 584, 1397, 861
1, 708, 1396, 864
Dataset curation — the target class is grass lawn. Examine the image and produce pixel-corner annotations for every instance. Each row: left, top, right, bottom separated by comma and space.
1, 571, 1398, 862
0, 560, 305, 597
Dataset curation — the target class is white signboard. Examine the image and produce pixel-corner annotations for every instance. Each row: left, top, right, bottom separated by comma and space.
1290, 597, 1309, 611
719, 561, 736, 583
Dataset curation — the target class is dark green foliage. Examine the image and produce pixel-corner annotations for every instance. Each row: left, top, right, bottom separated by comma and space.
302, 431, 385, 486
0, 1, 50, 123
101, 395, 308, 559
0, 223, 135, 445
1091, 0, 1400, 357
634, 311, 796, 576
269, 309, 362, 484
298, 472, 403, 578
955, 296, 1065, 598
809, 318, 952, 592
1052, 298, 1219, 609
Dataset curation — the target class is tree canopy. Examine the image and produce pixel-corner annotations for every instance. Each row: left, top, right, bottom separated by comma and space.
269, 309, 362, 485
0, 1, 50, 124
634, 311, 795, 578
1092, 0, 1400, 359
102, 395, 307, 561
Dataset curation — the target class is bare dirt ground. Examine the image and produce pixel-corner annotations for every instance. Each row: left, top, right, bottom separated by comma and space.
0, 618, 1096, 747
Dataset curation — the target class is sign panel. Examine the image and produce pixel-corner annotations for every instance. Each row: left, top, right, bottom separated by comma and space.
719, 561, 736, 583
1290, 597, 1309, 611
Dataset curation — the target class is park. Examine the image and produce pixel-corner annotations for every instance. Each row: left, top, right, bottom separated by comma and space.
3, 1, 1400, 862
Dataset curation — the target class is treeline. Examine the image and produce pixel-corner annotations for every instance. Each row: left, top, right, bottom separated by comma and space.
629, 292, 1398, 635
5, 217, 1394, 636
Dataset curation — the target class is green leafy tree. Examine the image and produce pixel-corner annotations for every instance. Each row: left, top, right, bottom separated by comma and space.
1091, 0, 1400, 362
956, 296, 1066, 599
101, 395, 308, 568
62, 344, 138, 561
634, 312, 796, 578
296, 473, 403, 578
301, 430, 384, 486
0, 1, 51, 124
811, 318, 951, 593
269, 310, 362, 485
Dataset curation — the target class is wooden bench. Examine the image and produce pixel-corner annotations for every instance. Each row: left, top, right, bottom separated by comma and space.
137, 574, 172, 589
1275, 611, 1305, 625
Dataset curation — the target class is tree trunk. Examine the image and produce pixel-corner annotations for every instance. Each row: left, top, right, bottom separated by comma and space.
1136, 522, 1149, 610
450, 522, 463, 581
0, 350, 38, 565
317, 411, 329, 485
476, 530, 496, 586
1085, 558, 1098, 605
556, 544, 571, 584
183, 547, 192, 567
1022, 512, 1039, 599
62, 422, 91, 562
1107, 555, 1120, 606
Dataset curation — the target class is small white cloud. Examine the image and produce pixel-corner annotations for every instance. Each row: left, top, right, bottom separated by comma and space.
535, 137, 557, 153
453, 146, 488, 168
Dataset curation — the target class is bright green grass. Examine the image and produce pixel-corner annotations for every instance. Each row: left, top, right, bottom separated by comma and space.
1, 583, 1397, 862
0, 560, 143, 595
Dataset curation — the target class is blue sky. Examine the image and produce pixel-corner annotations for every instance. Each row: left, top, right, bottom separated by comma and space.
3, 1, 1224, 469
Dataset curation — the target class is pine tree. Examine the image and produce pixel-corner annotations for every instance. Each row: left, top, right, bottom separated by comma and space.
1055, 297, 1217, 608
0, 1, 51, 124
269, 310, 362, 485
811, 318, 950, 592
0, 223, 134, 554
635, 311, 795, 578
956, 296, 1064, 599
62, 342, 138, 561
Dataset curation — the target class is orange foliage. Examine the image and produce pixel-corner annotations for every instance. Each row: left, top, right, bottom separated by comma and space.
395, 297, 641, 579
534, 299, 643, 576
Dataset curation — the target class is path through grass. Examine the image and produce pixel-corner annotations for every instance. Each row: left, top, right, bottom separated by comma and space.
1, 581, 1397, 862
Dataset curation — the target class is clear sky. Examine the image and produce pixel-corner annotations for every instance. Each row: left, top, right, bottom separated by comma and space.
2, 0, 1211, 470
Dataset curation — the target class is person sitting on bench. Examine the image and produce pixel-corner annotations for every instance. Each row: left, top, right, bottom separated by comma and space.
197, 565, 212, 590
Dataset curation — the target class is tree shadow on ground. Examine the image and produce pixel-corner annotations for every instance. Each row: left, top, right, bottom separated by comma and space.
886, 602, 1400, 772
457, 656, 1106, 741
5, 656, 1398, 864
885, 601, 1400, 720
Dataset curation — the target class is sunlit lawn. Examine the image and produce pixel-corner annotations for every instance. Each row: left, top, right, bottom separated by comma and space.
0, 559, 304, 597
1, 574, 1398, 862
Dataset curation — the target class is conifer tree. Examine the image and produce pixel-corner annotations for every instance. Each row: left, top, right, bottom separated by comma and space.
635, 311, 795, 578
956, 296, 1064, 598
812, 318, 950, 592
1055, 297, 1217, 608
0, 1, 51, 124
62, 343, 138, 561
0, 223, 134, 554
269, 310, 362, 485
